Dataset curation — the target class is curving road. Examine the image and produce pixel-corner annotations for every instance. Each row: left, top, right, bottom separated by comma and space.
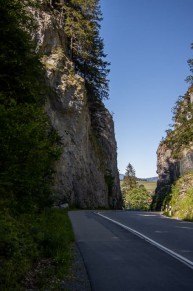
69, 210, 193, 291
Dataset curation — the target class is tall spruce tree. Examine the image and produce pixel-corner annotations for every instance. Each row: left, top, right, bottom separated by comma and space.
53, 0, 110, 100
123, 163, 137, 190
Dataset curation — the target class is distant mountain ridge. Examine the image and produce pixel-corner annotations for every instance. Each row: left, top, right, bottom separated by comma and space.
138, 177, 158, 182
119, 174, 157, 182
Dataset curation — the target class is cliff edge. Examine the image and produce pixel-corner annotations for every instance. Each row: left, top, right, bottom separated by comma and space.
154, 89, 193, 211
33, 5, 121, 208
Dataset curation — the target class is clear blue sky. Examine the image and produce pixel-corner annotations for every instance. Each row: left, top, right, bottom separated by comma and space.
100, 0, 193, 178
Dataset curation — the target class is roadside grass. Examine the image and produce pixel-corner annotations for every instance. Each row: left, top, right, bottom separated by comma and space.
163, 173, 193, 222
0, 208, 74, 290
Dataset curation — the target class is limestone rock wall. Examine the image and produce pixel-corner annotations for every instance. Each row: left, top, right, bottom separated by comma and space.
154, 143, 179, 209
155, 142, 193, 209
33, 7, 121, 208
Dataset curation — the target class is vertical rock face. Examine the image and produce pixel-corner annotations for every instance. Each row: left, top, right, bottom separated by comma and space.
33, 8, 121, 208
154, 143, 179, 209
155, 142, 193, 209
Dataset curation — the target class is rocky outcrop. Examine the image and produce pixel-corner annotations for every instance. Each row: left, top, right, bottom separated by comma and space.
154, 143, 179, 209
33, 7, 121, 208
155, 142, 193, 210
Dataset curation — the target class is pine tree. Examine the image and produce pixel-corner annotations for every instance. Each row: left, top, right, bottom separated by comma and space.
123, 163, 137, 190
164, 41, 193, 158
186, 42, 193, 84
54, 0, 110, 101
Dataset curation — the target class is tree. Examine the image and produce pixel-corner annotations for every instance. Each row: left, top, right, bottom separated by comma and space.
123, 163, 137, 190
0, 0, 60, 212
186, 42, 193, 84
124, 187, 151, 210
163, 42, 193, 159
121, 163, 137, 206
51, 0, 110, 101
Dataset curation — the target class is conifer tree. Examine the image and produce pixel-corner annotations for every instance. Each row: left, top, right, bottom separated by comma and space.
123, 163, 137, 190
164, 42, 193, 158
53, 0, 110, 100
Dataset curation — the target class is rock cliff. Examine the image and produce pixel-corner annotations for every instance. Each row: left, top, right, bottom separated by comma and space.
33, 6, 121, 208
154, 90, 193, 210
154, 143, 179, 209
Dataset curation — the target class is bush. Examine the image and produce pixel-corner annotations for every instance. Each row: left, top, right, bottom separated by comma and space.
124, 187, 151, 210
163, 173, 193, 221
0, 209, 74, 290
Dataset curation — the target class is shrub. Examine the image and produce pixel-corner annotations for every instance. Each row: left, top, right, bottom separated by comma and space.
125, 187, 151, 210
0, 209, 74, 290
163, 173, 193, 221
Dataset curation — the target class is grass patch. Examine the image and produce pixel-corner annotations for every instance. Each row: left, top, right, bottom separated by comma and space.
163, 173, 193, 221
137, 180, 157, 194
0, 208, 74, 290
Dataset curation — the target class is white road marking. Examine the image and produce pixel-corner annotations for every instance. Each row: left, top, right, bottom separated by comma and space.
96, 212, 193, 270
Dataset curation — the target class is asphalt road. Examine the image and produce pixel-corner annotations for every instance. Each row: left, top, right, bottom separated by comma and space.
69, 210, 193, 291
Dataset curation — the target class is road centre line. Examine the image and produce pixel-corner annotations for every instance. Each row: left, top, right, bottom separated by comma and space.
95, 212, 193, 270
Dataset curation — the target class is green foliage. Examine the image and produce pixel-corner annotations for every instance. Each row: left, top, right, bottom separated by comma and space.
0, 209, 74, 290
161, 42, 193, 158
0, 2, 74, 289
0, 211, 37, 290
0, 0, 61, 213
163, 174, 193, 221
32, 209, 74, 288
121, 164, 152, 210
0, 0, 44, 106
185, 42, 193, 84
122, 163, 137, 191
164, 91, 193, 158
36, 209, 74, 260
0, 104, 61, 212
48, 0, 110, 101
121, 163, 137, 206
124, 187, 151, 210
125, 162, 136, 177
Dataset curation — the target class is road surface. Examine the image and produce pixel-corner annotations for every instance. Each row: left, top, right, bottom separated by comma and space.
69, 210, 193, 291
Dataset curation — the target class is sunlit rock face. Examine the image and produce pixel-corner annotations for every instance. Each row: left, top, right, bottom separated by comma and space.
155, 142, 193, 210
33, 7, 121, 208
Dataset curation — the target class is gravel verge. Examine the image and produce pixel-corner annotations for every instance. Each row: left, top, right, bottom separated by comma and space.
60, 243, 91, 291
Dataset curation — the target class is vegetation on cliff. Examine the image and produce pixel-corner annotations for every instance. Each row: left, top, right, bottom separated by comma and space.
0, 0, 60, 211
0, 0, 111, 288
162, 44, 193, 159
46, 0, 110, 101
0, 0, 73, 289
155, 42, 193, 216
163, 173, 193, 221
164, 88, 193, 159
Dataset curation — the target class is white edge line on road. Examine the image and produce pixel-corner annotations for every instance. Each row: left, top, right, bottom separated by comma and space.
95, 212, 193, 270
